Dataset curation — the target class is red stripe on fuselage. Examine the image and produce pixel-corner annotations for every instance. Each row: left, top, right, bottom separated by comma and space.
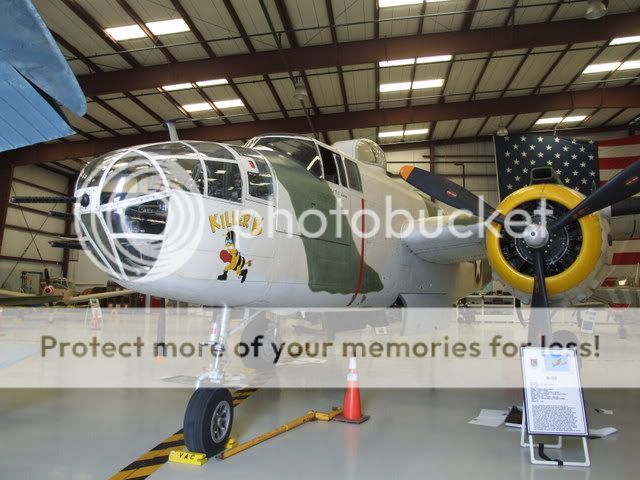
347, 198, 367, 306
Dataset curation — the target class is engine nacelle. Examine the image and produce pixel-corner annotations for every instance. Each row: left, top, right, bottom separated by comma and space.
485, 184, 611, 305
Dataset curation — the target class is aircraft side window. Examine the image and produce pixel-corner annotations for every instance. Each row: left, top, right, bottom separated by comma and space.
319, 146, 340, 185
344, 158, 363, 192
204, 160, 242, 202
247, 156, 274, 202
175, 159, 205, 194
336, 154, 348, 186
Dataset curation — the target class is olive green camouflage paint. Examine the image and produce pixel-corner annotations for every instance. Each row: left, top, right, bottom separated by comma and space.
268, 154, 384, 295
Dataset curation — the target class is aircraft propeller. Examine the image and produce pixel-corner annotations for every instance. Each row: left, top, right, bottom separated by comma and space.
400, 160, 640, 336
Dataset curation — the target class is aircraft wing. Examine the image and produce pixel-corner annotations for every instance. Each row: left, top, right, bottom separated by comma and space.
401, 215, 486, 264
0, 289, 62, 306
64, 289, 134, 305
0, 0, 86, 152
590, 287, 640, 307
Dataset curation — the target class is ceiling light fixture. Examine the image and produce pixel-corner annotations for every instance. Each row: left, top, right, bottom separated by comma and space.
378, 130, 405, 138
161, 82, 193, 91
105, 25, 146, 41
379, 79, 444, 92
416, 54, 453, 64
379, 55, 452, 67
214, 99, 244, 109
618, 60, 640, 71
379, 58, 416, 68
610, 35, 640, 46
293, 77, 309, 101
146, 19, 190, 36
379, 0, 449, 6
378, 0, 422, 7
535, 115, 586, 125
379, 82, 413, 93
585, 0, 607, 20
182, 102, 213, 112
404, 128, 429, 135
583, 62, 621, 74
196, 79, 228, 87
412, 79, 445, 89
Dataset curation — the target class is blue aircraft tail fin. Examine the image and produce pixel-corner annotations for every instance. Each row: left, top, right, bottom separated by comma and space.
0, 0, 86, 152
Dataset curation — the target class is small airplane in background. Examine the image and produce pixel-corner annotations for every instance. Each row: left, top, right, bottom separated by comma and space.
13, 129, 640, 456
0, 267, 132, 307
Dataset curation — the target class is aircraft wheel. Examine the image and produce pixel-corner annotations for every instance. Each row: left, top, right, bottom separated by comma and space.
183, 388, 233, 456
240, 314, 280, 370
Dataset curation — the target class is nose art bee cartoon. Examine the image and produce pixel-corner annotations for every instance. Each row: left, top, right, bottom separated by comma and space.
217, 230, 252, 283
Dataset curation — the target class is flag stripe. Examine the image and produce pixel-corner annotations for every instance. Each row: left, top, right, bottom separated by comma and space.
598, 134, 640, 147
599, 156, 640, 170
612, 252, 640, 265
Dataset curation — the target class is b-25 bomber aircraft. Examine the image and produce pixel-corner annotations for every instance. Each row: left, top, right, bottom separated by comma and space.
17, 133, 640, 455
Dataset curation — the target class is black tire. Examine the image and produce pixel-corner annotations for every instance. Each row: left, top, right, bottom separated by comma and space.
183, 388, 233, 456
240, 314, 280, 370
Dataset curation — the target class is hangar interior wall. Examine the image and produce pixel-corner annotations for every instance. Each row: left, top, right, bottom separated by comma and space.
384, 129, 631, 209
0, 165, 107, 292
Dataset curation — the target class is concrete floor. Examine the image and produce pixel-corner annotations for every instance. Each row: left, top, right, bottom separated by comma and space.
1, 388, 638, 479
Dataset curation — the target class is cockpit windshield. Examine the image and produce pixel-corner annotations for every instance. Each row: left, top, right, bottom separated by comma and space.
250, 136, 322, 178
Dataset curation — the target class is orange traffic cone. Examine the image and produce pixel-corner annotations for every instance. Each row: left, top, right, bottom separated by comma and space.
335, 356, 369, 424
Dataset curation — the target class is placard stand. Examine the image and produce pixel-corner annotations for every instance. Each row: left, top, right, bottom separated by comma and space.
520, 405, 590, 466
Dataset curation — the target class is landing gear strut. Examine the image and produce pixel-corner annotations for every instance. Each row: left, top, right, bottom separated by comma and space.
184, 307, 234, 456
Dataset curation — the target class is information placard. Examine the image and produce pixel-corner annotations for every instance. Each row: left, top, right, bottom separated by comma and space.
521, 347, 588, 437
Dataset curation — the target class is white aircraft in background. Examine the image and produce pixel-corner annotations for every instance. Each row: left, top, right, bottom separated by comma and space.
13, 133, 640, 455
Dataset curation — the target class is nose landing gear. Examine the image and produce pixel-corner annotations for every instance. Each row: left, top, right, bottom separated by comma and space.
184, 306, 234, 456
184, 388, 234, 455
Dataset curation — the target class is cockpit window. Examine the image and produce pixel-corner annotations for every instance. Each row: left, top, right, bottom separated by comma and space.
100, 153, 164, 205
204, 160, 242, 202
252, 137, 323, 179
175, 159, 205, 194
344, 159, 363, 192
184, 141, 234, 160
319, 146, 341, 185
247, 156, 274, 201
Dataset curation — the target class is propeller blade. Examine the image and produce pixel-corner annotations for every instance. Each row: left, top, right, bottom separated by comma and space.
610, 197, 640, 217
531, 250, 549, 309
529, 249, 552, 345
44, 268, 51, 286
400, 166, 504, 223
549, 159, 640, 233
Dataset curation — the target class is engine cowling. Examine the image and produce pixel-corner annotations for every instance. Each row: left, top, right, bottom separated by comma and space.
485, 184, 611, 305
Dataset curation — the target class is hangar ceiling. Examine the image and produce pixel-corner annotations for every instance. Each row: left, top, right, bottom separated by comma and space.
3, 0, 640, 171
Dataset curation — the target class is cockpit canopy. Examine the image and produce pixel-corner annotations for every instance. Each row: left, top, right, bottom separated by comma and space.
332, 138, 387, 170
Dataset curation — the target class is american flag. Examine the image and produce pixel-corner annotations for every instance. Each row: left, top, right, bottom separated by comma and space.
494, 134, 599, 199
495, 133, 640, 278
599, 134, 640, 275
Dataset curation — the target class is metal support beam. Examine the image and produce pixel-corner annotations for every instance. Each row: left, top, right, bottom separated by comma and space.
62, 176, 75, 277
380, 124, 630, 152
0, 255, 62, 266
0, 162, 14, 252
76, 13, 640, 96
4, 85, 639, 165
